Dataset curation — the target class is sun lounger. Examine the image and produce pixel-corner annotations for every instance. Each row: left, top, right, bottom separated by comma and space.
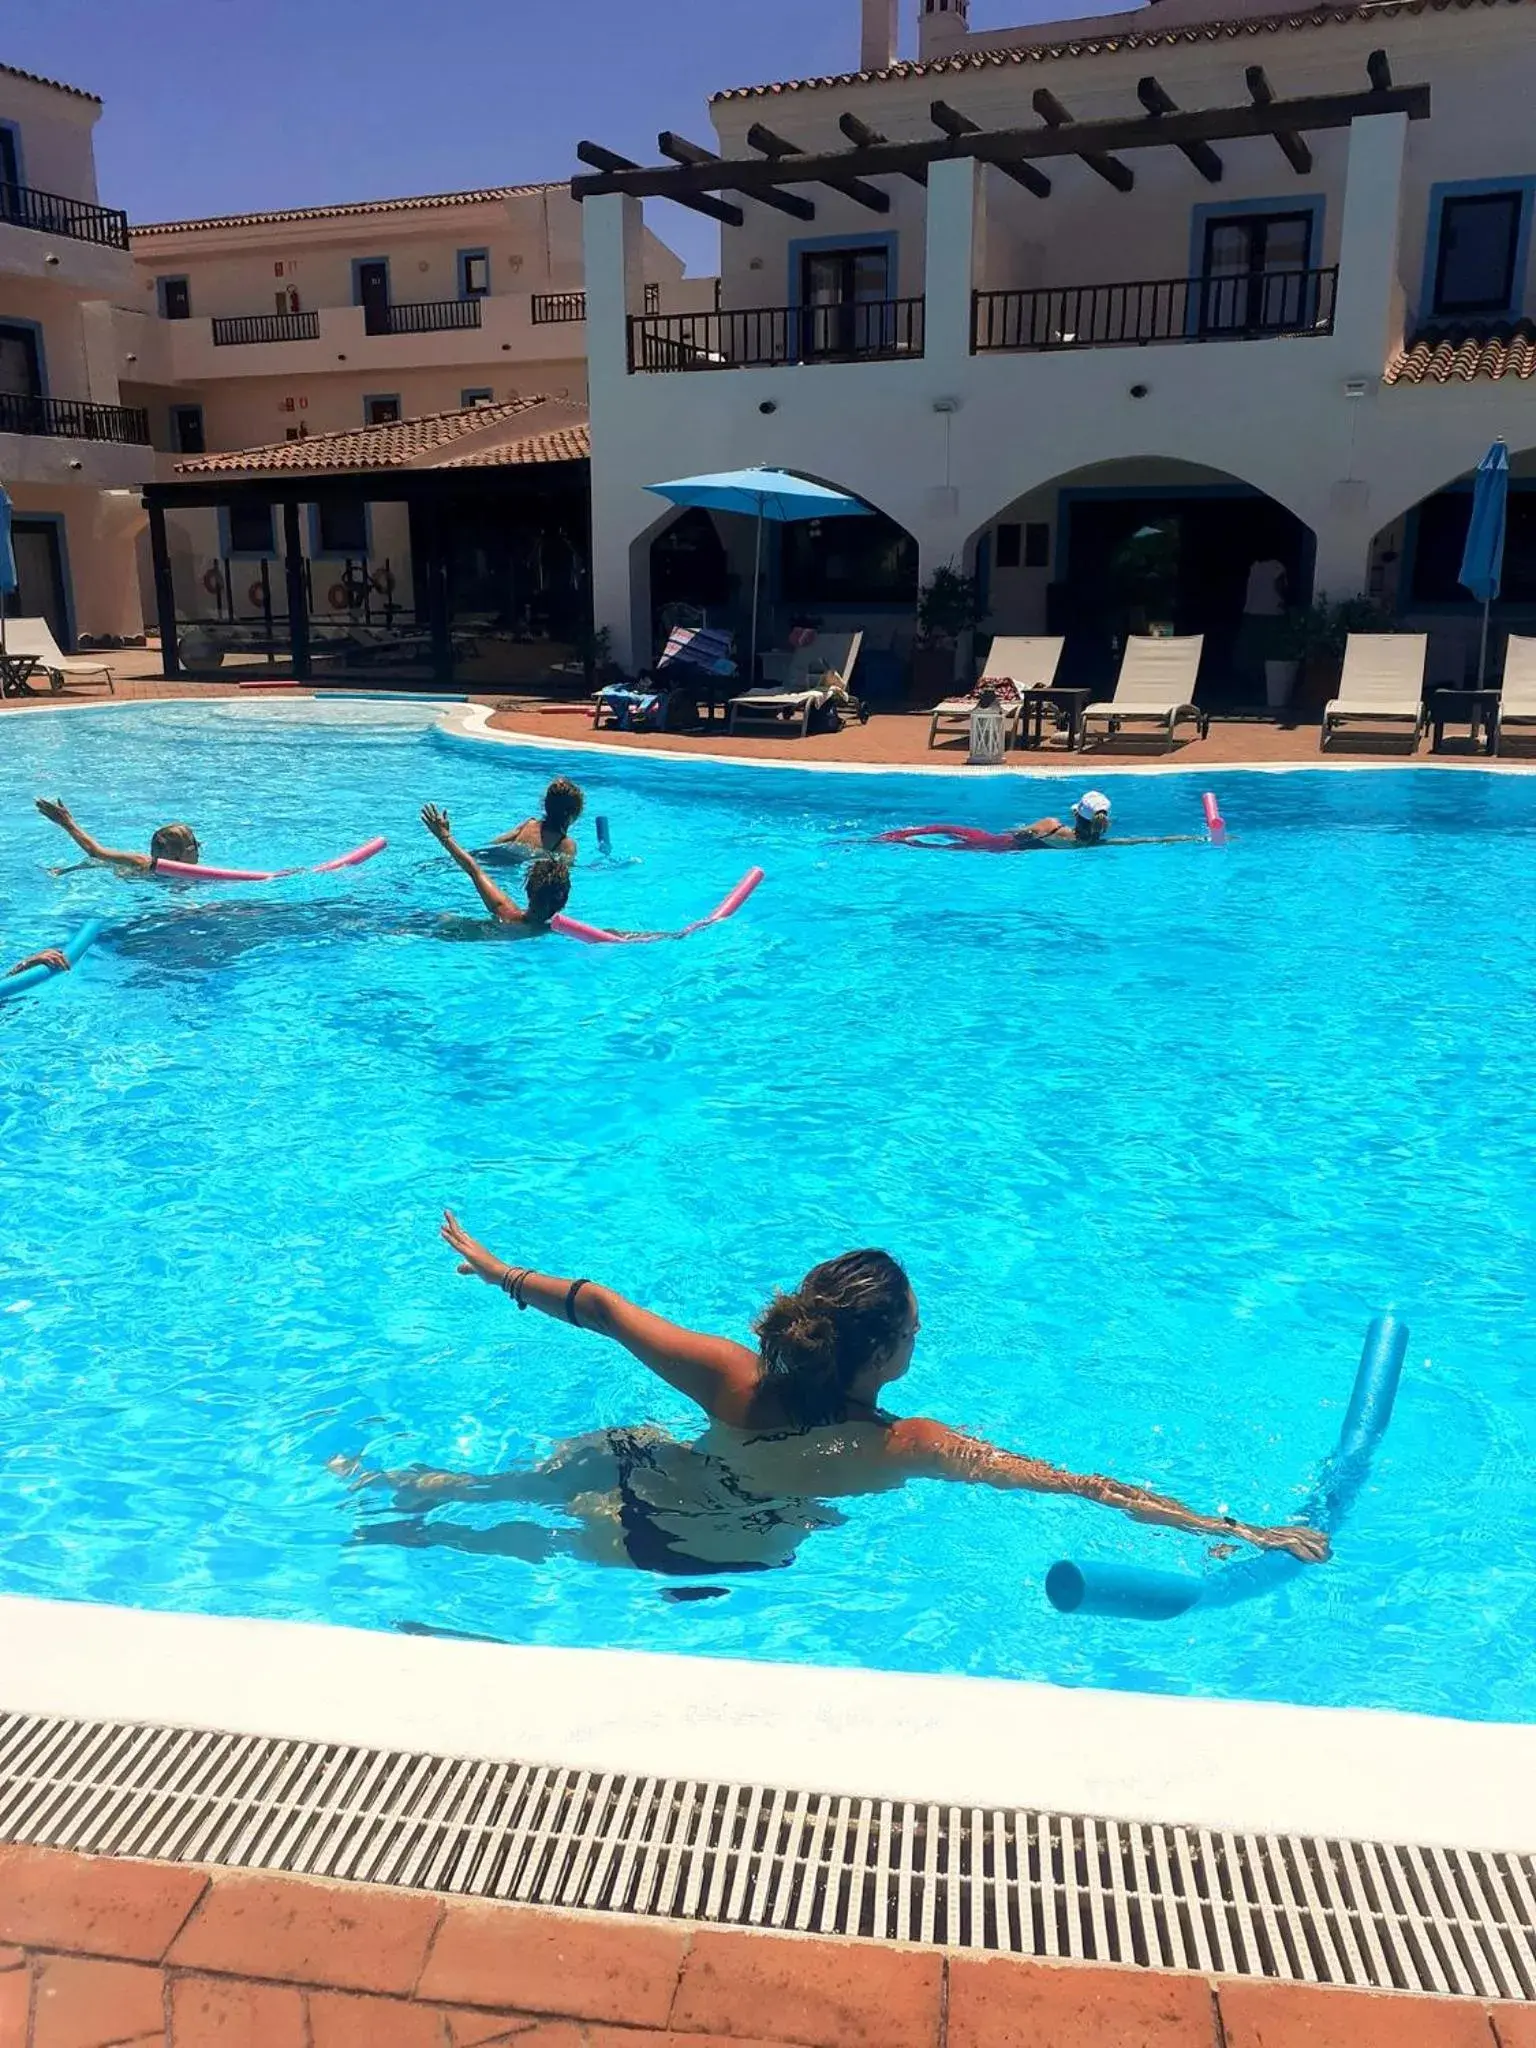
1495, 635, 1536, 753
728, 632, 864, 737
928, 637, 1065, 749
3, 617, 113, 694
1081, 636, 1207, 750
1321, 634, 1427, 750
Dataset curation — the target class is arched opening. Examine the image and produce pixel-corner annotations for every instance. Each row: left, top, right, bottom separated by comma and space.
969, 457, 1316, 708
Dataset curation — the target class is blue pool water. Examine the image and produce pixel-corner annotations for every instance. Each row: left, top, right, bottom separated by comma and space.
2, 702, 1534, 1722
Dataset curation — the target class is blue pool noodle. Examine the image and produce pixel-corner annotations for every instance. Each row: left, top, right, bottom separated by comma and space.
0, 918, 106, 1003
1044, 1313, 1409, 1622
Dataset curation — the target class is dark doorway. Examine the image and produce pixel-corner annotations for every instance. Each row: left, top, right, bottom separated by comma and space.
1056, 492, 1311, 703
1199, 212, 1315, 335
650, 507, 731, 652
7, 520, 69, 646
357, 260, 391, 336
799, 246, 891, 360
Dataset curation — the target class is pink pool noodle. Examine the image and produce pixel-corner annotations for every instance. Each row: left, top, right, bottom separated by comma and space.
552, 867, 765, 945
151, 835, 387, 882
1201, 791, 1226, 838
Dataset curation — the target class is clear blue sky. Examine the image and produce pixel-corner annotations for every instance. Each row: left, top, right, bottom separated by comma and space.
10, 0, 1114, 275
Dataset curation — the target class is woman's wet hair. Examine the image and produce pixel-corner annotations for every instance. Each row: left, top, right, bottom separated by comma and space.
753, 1249, 912, 1428
524, 855, 571, 922
543, 778, 585, 833
149, 823, 199, 864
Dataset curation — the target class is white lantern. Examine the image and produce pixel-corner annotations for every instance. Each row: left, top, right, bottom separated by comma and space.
968, 699, 1006, 765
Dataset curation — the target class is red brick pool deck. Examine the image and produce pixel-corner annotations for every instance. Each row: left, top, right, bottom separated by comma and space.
0, 1842, 1525, 2048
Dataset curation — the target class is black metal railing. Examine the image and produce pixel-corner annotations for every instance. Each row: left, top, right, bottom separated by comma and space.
211, 311, 321, 346
366, 297, 483, 337
0, 392, 150, 443
0, 181, 129, 250
532, 291, 585, 324
972, 267, 1339, 352
628, 297, 925, 372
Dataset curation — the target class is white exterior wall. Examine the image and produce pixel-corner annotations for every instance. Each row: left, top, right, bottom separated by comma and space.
586, 9, 1536, 671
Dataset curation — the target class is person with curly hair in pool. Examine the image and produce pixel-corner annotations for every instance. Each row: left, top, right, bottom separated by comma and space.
421, 803, 570, 937
333, 1216, 1330, 1579
486, 777, 585, 864
34, 797, 201, 873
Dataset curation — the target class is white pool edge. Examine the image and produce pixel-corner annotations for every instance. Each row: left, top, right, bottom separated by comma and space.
2, 1593, 1532, 1855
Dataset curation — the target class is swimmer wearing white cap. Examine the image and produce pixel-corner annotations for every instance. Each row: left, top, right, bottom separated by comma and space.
1008, 791, 1205, 849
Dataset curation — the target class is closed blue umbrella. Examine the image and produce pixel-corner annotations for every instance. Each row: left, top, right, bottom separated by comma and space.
0, 481, 15, 655
1459, 438, 1508, 689
644, 466, 870, 684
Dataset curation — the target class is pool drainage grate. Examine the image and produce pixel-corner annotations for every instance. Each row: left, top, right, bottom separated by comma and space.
0, 1706, 1533, 2000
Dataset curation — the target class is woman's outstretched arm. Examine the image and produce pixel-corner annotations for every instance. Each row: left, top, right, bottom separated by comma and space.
440, 1212, 761, 1423
421, 805, 519, 922
887, 1418, 1329, 1562
34, 797, 146, 869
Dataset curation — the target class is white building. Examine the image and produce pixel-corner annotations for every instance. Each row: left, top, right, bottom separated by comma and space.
580, 0, 1536, 700
0, 62, 151, 646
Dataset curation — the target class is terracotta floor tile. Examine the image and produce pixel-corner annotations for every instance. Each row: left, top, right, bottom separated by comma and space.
0, 1845, 207, 1962
1491, 2010, 1536, 2048
416, 1901, 686, 2025
309, 1987, 448, 2048
167, 1871, 441, 1996
1217, 1981, 1495, 2048
947, 1956, 1214, 2047
0, 1964, 28, 2048
169, 1972, 307, 2046
586, 2034, 806, 2048
30, 1954, 163, 2048
0, 1952, 22, 1974
671, 1927, 942, 2048
443, 2014, 546, 2047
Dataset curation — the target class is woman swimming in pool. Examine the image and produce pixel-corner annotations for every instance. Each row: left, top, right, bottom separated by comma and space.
335, 1214, 1329, 1579
488, 777, 585, 863
35, 797, 200, 873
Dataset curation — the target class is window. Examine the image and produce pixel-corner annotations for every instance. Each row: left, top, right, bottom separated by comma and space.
1024, 523, 1050, 569
1199, 212, 1315, 334
226, 503, 275, 555
994, 523, 1022, 570
460, 387, 494, 407
1433, 191, 1524, 318
158, 276, 191, 321
364, 395, 401, 426
0, 323, 42, 399
170, 404, 205, 455
798, 245, 893, 359
0, 128, 19, 195
316, 500, 368, 555
780, 513, 917, 606
458, 248, 490, 298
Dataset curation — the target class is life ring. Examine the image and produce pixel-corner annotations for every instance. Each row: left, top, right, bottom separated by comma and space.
877, 824, 1020, 852
327, 582, 352, 611
247, 580, 268, 610
201, 567, 222, 597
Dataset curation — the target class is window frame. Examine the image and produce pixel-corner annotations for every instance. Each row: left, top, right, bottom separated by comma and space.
1432, 190, 1525, 319
170, 403, 205, 455
1421, 179, 1535, 326
460, 387, 494, 408
157, 275, 192, 321
457, 247, 491, 300
363, 394, 402, 427
310, 499, 370, 558
220, 502, 277, 559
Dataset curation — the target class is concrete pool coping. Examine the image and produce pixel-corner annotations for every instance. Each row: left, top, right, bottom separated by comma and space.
4, 1594, 1535, 1857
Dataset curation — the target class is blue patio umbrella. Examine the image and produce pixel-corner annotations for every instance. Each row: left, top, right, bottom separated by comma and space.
1458, 438, 1508, 689
644, 466, 871, 684
0, 480, 16, 654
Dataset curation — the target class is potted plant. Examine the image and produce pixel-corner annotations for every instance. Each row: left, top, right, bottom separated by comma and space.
1267, 604, 1323, 709
913, 563, 988, 700
1292, 594, 1394, 713
1109, 522, 1180, 639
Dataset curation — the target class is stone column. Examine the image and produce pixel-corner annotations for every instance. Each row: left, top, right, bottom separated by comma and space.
1332, 111, 1410, 379
583, 193, 649, 669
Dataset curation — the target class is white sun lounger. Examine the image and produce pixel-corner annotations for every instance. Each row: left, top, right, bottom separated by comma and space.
928, 636, 1065, 749
1321, 634, 1426, 750
1495, 635, 1536, 752
729, 631, 864, 737
1081, 636, 1206, 750
3, 617, 114, 694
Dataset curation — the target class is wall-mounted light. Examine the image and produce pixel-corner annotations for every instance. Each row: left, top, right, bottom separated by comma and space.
931, 395, 959, 413
124, 353, 137, 364
44, 252, 59, 267
1343, 378, 1369, 399
1129, 382, 1149, 398
67, 459, 82, 470
337, 353, 347, 361
758, 399, 777, 415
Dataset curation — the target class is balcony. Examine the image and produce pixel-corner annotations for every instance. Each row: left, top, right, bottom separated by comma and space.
0, 181, 129, 251
628, 298, 924, 373
365, 297, 482, 337
534, 285, 660, 325
212, 311, 321, 347
972, 268, 1339, 353
0, 392, 149, 443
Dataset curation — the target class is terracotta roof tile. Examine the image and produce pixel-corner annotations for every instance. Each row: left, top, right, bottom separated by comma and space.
441, 422, 590, 467
1386, 320, 1536, 385
709, 0, 1530, 99
0, 61, 99, 103
171, 397, 557, 476
132, 183, 559, 239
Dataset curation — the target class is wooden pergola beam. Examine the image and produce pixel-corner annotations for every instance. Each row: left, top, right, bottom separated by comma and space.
930, 99, 1050, 198
1032, 88, 1134, 192
1136, 76, 1223, 183
570, 82, 1430, 202
1245, 67, 1313, 175
659, 131, 815, 221
840, 111, 927, 185
575, 141, 744, 226
747, 122, 891, 214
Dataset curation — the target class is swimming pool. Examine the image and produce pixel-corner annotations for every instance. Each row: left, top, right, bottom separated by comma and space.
2, 702, 1532, 1725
